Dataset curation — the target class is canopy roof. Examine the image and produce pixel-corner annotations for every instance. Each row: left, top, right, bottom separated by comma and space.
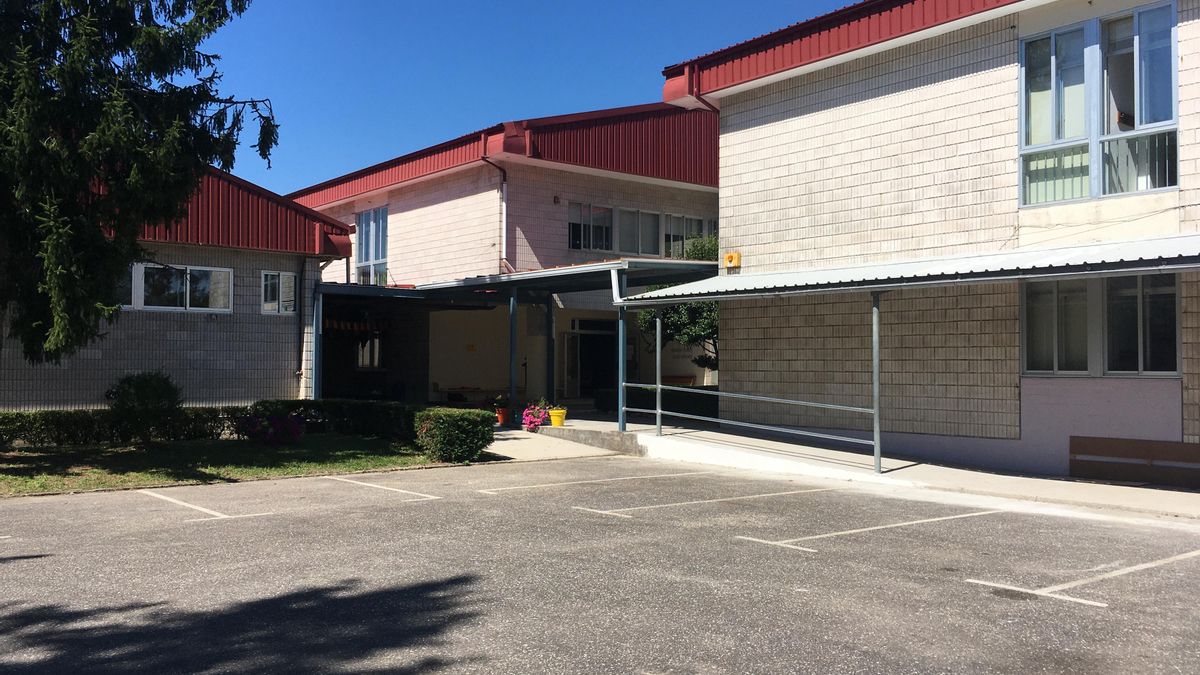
621, 235, 1200, 306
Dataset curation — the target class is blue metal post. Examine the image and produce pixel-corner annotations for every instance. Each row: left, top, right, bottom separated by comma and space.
312, 289, 323, 400
618, 304, 627, 432
509, 290, 518, 417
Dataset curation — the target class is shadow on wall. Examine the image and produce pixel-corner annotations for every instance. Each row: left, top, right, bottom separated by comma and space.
0, 576, 482, 673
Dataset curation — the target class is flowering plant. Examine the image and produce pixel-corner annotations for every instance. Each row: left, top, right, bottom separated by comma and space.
522, 399, 550, 432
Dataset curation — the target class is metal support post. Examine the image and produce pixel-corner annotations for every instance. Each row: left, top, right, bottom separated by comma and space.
617, 305, 627, 432
509, 290, 518, 417
655, 312, 663, 436
312, 290, 323, 400
545, 295, 555, 404
871, 291, 882, 474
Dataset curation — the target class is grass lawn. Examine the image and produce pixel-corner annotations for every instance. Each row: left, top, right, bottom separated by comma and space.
0, 433, 442, 497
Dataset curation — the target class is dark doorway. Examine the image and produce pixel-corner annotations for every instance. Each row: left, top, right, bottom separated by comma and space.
578, 333, 617, 396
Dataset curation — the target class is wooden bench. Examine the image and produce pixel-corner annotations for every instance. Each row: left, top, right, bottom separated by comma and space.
1070, 436, 1200, 488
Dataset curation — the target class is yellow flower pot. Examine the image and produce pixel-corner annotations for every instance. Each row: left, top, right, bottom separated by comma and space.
548, 409, 567, 427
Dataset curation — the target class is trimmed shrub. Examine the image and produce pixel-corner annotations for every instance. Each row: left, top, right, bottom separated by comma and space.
234, 414, 303, 445
415, 408, 495, 463
249, 399, 418, 441
106, 371, 183, 443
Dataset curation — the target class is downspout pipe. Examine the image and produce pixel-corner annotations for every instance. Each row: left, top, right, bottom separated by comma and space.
481, 155, 515, 274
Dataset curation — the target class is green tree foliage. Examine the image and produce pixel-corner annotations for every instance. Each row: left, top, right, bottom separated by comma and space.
638, 236, 719, 370
0, 0, 277, 362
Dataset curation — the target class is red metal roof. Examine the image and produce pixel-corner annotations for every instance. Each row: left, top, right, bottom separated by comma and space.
288, 103, 717, 209
139, 169, 351, 258
662, 0, 1023, 102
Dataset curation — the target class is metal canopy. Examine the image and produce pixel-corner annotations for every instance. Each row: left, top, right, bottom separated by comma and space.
619, 234, 1200, 306
417, 258, 717, 300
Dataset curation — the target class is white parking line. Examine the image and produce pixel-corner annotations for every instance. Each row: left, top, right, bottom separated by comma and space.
573, 487, 842, 518
324, 476, 441, 501
138, 489, 273, 522
0, 535, 11, 540
735, 510, 1004, 553
476, 471, 712, 495
967, 547, 1200, 608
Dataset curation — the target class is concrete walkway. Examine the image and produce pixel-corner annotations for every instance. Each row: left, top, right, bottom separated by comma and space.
487, 427, 616, 462
545, 418, 1200, 521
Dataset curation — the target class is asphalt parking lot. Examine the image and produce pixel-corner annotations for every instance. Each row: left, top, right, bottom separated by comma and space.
1, 455, 1199, 673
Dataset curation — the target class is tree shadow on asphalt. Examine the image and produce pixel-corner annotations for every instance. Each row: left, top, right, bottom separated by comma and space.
0, 575, 483, 673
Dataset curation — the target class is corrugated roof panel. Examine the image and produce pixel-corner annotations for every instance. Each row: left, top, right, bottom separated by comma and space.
624, 236, 1200, 304
138, 169, 351, 258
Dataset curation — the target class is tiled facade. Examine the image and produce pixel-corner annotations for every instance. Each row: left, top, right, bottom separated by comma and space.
321, 165, 503, 285
721, 283, 1020, 440
715, 0, 1199, 467
0, 244, 318, 410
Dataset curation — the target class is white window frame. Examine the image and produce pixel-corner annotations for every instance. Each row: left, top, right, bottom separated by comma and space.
662, 214, 717, 259
260, 271, 298, 316
356, 206, 388, 285
125, 263, 234, 314
1018, 1, 1179, 206
1020, 273, 1180, 377
357, 334, 383, 371
567, 201, 614, 252
616, 208, 663, 257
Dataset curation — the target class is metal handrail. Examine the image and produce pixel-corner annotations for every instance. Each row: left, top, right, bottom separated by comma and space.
623, 382, 873, 415
624, 406, 873, 447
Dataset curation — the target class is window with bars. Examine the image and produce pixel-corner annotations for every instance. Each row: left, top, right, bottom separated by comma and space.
1020, 2, 1177, 205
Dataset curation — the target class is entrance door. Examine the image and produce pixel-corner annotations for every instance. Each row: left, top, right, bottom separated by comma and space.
563, 332, 581, 399
578, 333, 617, 396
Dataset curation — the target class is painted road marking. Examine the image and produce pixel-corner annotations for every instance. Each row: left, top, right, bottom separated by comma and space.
324, 476, 441, 501
476, 471, 712, 495
0, 536, 11, 540
736, 510, 1004, 553
967, 547, 1200, 608
572, 487, 842, 519
138, 489, 273, 522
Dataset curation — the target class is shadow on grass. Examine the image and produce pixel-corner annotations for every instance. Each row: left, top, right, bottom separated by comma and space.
0, 576, 482, 673
0, 434, 423, 486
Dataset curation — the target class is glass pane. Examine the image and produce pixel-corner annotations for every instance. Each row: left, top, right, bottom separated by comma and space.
374, 208, 387, 261
1104, 17, 1135, 134
1057, 280, 1088, 371
1139, 5, 1174, 126
591, 206, 612, 250
280, 273, 296, 313
618, 209, 639, 253
262, 273, 279, 313
639, 212, 660, 255
1056, 29, 1086, 139
1023, 144, 1090, 204
1024, 37, 1053, 146
113, 266, 133, 306
188, 269, 230, 310
1106, 276, 1139, 371
568, 222, 583, 250
1025, 282, 1055, 371
357, 214, 371, 264
568, 202, 582, 224
1102, 130, 1177, 194
1143, 273, 1177, 372
143, 266, 186, 308
357, 266, 372, 285
374, 263, 387, 287
665, 215, 684, 258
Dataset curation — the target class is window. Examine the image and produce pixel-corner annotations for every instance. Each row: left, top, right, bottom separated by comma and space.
664, 215, 716, 258
122, 263, 233, 312
357, 335, 382, 370
1105, 274, 1177, 373
261, 271, 297, 314
617, 208, 661, 256
567, 202, 612, 251
356, 207, 388, 286
1021, 3, 1177, 205
1023, 274, 1178, 375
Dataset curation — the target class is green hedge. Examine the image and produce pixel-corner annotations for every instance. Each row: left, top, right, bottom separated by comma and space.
415, 408, 495, 463
0, 399, 427, 448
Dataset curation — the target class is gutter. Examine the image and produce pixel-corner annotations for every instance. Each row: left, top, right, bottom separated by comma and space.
481, 154, 515, 274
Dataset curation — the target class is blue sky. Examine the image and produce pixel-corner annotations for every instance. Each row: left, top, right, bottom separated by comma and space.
204, 0, 846, 194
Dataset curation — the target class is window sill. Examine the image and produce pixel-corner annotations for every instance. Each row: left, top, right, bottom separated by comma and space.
1019, 185, 1179, 210
1021, 372, 1181, 379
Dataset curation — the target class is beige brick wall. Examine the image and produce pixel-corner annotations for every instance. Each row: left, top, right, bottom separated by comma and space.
320, 165, 502, 285
0, 244, 318, 410
1183, 272, 1200, 442
1180, 0, 1200, 232
719, 283, 1021, 440
506, 163, 718, 271
719, 17, 1019, 273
